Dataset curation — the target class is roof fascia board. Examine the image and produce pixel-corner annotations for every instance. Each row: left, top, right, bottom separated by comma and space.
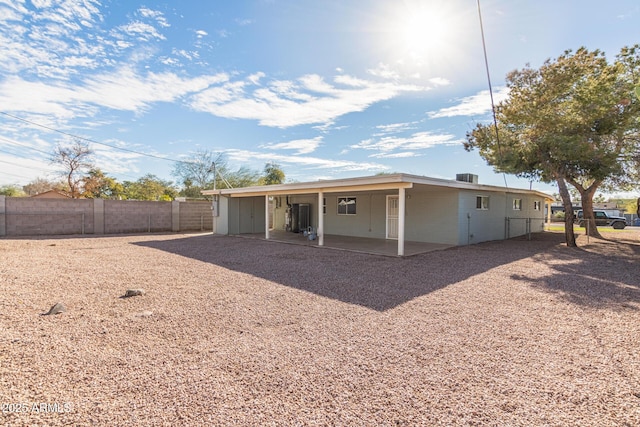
201, 173, 553, 201
212, 182, 414, 198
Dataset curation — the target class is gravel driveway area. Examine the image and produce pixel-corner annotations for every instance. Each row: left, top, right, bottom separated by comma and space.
1, 230, 639, 426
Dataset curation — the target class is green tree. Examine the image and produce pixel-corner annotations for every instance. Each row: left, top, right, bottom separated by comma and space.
0, 184, 25, 196
225, 166, 261, 188
123, 174, 177, 201
466, 46, 640, 245
81, 169, 124, 199
260, 162, 285, 185
51, 139, 94, 198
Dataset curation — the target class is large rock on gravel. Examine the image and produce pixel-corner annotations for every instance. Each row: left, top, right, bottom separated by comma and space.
123, 289, 145, 298
42, 302, 66, 315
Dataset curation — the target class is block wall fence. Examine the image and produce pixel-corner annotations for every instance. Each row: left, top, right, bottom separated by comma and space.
0, 196, 213, 236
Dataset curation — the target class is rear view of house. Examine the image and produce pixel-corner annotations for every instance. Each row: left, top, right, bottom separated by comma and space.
202, 173, 553, 256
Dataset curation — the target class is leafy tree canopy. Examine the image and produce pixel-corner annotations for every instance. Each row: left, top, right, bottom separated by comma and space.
260, 162, 286, 185
466, 45, 640, 242
82, 169, 125, 199
0, 184, 25, 197
122, 174, 177, 201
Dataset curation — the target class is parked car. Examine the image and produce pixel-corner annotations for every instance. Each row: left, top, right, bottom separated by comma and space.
574, 210, 627, 229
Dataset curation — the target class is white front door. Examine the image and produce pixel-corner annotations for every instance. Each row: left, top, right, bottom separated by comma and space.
386, 195, 399, 239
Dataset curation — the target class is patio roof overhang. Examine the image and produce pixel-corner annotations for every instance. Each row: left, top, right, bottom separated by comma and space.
202, 173, 554, 256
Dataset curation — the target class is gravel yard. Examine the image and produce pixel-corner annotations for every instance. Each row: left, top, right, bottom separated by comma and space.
1, 230, 639, 426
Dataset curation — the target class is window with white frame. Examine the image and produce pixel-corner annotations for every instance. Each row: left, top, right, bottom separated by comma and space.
476, 195, 489, 210
337, 197, 356, 215
513, 198, 522, 211
534, 201, 541, 211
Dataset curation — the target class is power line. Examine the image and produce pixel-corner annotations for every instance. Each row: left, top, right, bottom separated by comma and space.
0, 134, 157, 182
0, 135, 53, 156
0, 170, 34, 180
0, 158, 52, 173
476, 0, 509, 189
0, 111, 185, 164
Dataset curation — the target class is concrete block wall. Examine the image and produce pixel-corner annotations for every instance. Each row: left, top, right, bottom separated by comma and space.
3, 196, 94, 236
178, 201, 213, 231
104, 200, 172, 234
0, 196, 211, 237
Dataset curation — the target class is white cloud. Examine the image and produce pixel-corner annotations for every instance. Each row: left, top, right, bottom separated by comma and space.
367, 63, 400, 80
248, 72, 266, 85
0, 70, 229, 118
369, 151, 420, 159
190, 73, 427, 128
352, 131, 461, 154
92, 140, 150, 175
429, 77, 451, 87
118, 21, 165, 41
195, 29, 208, 38
139, 7, 170, 28
373, 122, 419, 136
260, 137, 323, 155
236, 18, 254, 26
224, 149, 388, 173
428, 87, 509, 118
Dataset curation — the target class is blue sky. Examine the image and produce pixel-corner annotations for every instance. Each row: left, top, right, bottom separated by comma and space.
0, 0, 638, 195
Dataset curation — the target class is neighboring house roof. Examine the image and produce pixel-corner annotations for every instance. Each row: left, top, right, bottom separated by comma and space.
593, 202, 621, 210
31, 189, 71, 199
202, 173, 554, 201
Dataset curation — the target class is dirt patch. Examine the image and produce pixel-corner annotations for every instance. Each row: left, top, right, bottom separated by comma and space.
1, 230, 639, 425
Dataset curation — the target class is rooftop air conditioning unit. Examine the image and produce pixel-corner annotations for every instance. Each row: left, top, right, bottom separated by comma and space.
456, 173, 478, 184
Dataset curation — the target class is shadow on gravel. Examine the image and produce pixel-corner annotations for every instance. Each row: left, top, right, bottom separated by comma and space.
134, 232, 567, 311
511, 236, 640, 310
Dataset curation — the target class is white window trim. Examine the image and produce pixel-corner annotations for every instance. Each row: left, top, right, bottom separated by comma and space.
513, 198, 522, 211
337, 196, 357, 215
476, 195, 489, 210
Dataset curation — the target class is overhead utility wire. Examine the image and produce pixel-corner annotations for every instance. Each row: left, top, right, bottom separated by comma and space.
476, 0, 508, 188
0, 135, 53, 156
0, 111, 187, 165
0, 171, 34, 180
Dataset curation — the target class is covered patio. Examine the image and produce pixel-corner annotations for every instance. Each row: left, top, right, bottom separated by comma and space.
236, 230, 454, 257
203, 173, 553, 256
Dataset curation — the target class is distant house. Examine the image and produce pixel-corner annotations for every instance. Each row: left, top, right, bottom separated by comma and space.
203, 173, 553, 256
592, 202, 622, 217
31, 190, 71, 199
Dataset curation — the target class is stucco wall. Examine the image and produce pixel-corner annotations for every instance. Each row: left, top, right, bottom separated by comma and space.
405, 186, 459, 245
458, 190, 507, 245
458, 191, 546, 245
214, 186, 547, 246
323, 192, 388, 239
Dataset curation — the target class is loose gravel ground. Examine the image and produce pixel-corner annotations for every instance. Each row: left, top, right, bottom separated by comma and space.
1, 230, 639, 426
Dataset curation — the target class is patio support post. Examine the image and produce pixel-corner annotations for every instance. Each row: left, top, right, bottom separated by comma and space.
318, 191, 324, 246
265, 194, 270, 240
398, 187, 405, 256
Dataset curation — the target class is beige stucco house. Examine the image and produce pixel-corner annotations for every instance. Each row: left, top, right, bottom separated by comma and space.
202, 173, 553, 256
